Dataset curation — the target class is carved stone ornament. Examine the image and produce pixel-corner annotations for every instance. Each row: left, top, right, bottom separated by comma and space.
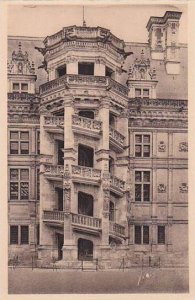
103, 190, 110, 211
127, 50, 157, 81
7, 42, 35, 75
158, 141, 166, 152
64, 189, 71, 213
179, 142, 188, 152
63, 164, 71, 189
179, 183, 188, 193
158, 184, 166, 193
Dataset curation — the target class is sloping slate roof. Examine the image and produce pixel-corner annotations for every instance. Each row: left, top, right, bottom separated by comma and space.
8, 36, 187, 100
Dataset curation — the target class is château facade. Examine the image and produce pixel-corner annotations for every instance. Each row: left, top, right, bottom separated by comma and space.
8, 11, 188, 268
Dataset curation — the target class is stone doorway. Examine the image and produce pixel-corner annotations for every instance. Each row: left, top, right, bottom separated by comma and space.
78, 238, 93, 261
57, 233, 64, 260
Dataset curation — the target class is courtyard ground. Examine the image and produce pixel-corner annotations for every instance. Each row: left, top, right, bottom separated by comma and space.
8, 267, 189, 294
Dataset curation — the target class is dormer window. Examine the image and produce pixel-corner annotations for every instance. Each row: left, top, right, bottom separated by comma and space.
135, 88, 149, 99
12, 82, 28, 93
13, 83, 20, 92
21, 83, 28, 92
78, 62, 94, 75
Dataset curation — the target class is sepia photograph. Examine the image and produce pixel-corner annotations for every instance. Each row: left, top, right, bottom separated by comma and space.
1, 1, 192, 296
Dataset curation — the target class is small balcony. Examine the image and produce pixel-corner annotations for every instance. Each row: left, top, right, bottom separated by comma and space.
72, 115, 102, 139
43, 164, 64, 181
43, 210, 64, 227
43, 116, 64, 134
110, 175, 125, 196
71, 165, 101, 186
109, 222, 126, 239
72, 213, 102, 235
109, 127, 125, 153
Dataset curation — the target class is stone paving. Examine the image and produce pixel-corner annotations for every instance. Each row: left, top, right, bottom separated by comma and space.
8, 267, 189, 294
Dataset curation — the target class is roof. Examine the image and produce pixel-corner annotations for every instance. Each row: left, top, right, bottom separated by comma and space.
8, 36, 187, 100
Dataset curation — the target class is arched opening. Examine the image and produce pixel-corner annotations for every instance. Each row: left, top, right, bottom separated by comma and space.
78, 191, 93, 216
109, 201, 115, 221
78, 144, 94, 167
79, 110, 94, 119
78, 238, 93, 261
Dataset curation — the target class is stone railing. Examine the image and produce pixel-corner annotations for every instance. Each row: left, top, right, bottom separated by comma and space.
43, 210, 64, 221
72, 165, 101, 180
72, 213, 101, 229
109, 78, 128, 96
40, 75, 128, 96
8, 92, 36, 101
72, 115, 102, 132
44, 116, 64, 126
44, 165, 64, 176
109, 222, 125, 236
110, 175, 125, 191
109, 127, 125, 147
129, 98, 188, 109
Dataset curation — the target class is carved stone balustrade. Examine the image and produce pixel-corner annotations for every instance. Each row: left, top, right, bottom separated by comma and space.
72, 114, 102, 138
43, 210, 64, 223
72, 213, 102, 233
109, 222, 125, 238
43, 116, 64, 133
40, 74, 128, 97
71, 165, 101, 186
109, 126, 125, 153
43, 164, 64, 181
110, 175, 125, 196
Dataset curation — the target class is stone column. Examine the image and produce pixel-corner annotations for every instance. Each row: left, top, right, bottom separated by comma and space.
62, 94, 77, 261
96, 97, 110, 248
94, 59, 105, 76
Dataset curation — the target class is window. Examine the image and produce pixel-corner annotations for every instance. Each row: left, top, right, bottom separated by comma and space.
12, 82, 28, 93
21, 226, 29, 244
135, 88, 149, 98
143, 89, 149, 98
56, 65, 66, 78
21, 83, 28, 92
106, 66, 114, 78
13, 83, 20, 92
78, 144, 94, 167
36, 131, 40, 155
135, 171, 150, 202
135, 225, 149, 244
158, 226, 165, 244
10, 225, 29, 245
37, 168, 40, 200
79, 110, 94, 119
78, 62, 94, 75
10, 225, 18, 244
37, 224, 40, 245
135, 89, 141, 98
10, 131, 29, 155
135, 134, 151, 157
10, 168, 29, 201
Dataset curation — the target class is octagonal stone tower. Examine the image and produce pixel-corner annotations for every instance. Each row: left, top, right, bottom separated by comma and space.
37, 24, 132, 265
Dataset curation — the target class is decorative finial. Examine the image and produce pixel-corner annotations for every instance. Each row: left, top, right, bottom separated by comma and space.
83, 6, 86, 27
